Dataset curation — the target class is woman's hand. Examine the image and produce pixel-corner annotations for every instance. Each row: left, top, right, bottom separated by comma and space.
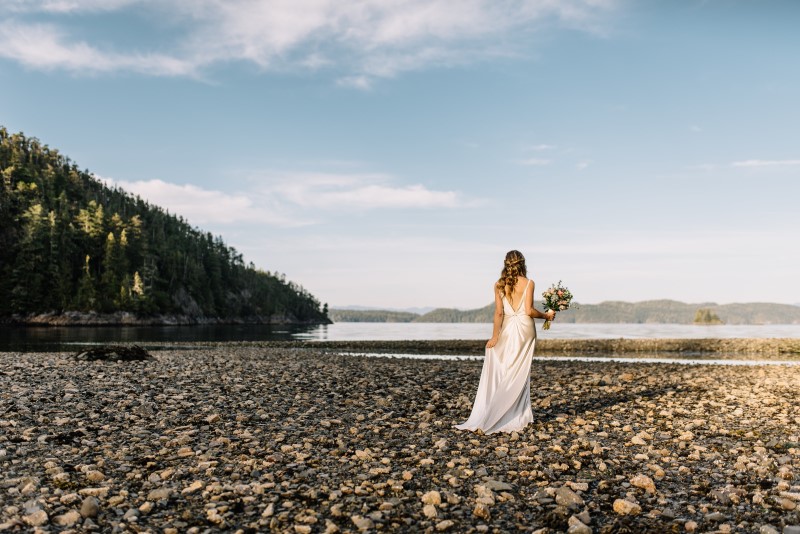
544, 310, 556, 321
486, 336, 499, 349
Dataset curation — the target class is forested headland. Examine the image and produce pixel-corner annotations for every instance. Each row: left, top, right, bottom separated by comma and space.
330, 299, 800, 324
0, 127, 329, 325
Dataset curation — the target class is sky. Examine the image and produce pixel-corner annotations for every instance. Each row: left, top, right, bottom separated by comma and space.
1, 0, 799, 310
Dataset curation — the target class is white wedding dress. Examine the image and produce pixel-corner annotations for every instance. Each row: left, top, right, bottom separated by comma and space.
455, 280, 536, 434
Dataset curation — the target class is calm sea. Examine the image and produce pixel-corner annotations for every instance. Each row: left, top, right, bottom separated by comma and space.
1, 322, 799, 352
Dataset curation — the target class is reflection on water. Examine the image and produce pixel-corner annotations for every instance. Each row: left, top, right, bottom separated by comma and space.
339, 352, 800, 366
0, 324, 324, 352
301, 322, 800, 341
2, 321, 799, 352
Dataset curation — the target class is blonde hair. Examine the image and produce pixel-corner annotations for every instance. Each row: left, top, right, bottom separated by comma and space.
496, 250, 527, 299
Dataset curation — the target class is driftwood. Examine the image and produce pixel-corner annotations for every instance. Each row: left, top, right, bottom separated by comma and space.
74, 344, 155, 362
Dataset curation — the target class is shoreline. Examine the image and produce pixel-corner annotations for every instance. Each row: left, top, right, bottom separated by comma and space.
234, 338, 800, 359
5, 338, 800, 360
0, 311, 331, 327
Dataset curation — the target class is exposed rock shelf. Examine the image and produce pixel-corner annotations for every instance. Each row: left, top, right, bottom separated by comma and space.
1, 347, 798, 532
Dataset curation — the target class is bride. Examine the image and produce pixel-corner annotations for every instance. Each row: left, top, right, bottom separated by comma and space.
455, 250, 555, 434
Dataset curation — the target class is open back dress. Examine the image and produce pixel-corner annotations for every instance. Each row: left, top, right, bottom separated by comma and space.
455, 279, 536, 434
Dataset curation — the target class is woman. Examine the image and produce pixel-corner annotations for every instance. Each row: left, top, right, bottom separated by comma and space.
455, 250, 555, 434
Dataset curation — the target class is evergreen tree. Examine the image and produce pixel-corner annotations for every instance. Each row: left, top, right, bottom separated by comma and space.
0, 126, 329, 323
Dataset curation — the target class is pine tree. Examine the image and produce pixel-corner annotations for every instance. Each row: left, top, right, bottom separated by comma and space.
0, 127, 329, 323
75, 255, 96, 311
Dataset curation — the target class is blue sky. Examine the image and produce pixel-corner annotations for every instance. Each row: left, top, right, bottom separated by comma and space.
1, 0, 798, 309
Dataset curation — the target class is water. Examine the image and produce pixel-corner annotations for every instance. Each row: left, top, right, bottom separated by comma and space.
300, 322, 800, 341
0, 324, 312, 352
337, 352, 800, 366
1, 322, 799, 352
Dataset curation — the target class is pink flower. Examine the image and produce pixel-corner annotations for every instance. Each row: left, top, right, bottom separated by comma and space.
557, 290, 563, 296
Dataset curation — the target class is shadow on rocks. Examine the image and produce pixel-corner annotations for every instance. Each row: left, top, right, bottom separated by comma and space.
73, 344, 155, 362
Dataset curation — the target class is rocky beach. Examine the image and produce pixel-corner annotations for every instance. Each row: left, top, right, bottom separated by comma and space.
2, 343, 800, 533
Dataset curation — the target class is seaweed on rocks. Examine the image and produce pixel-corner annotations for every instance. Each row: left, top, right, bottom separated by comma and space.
74, 344, 155, 361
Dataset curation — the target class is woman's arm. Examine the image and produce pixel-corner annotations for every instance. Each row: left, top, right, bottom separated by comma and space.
524, 279, 534, 316
527, 279, 556, 320
486, 285, 504, 348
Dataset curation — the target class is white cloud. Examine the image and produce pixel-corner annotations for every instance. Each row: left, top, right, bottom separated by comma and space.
101, 177, 304, 226
732, 159, 800, 168
0, 21, 196, 76
336, 75, 372, 91
264, 172, 467, 210
99, 171, 469, 227
576, 161, 590, 170
529, 144, 557, 151
0, 0, 618, 81
3, 0, 144, 13
518, 158, 552, 166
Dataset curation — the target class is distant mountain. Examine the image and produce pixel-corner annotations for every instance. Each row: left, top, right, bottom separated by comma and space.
329, 309, 418, 323
333, 305, 436, 314
415, 304, 495, 323
332, 300, 800, 325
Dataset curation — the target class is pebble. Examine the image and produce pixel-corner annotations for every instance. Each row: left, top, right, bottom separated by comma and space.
630, 474, 656, 494
181, 480, 204, 495
613, 499, 641, 516
147, 488, 172, 501
52, 510, 81, 527
80, 496, 99, 518
473, 503, 491, 520
350, 515, 374, 531
555, 486, 585, 508
421, 490, 442, 505
423, 504, 438, 518
567, 515, 592, 534
436, 519, 455, 531
23, 510, 48, 527
2, 347, 799, 532
85, 470, 105, 483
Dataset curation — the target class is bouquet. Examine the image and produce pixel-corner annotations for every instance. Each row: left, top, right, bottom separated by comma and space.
542, 281, 573, 330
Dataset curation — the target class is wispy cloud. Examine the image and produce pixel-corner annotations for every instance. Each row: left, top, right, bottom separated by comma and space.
100, 171, 471, 226
688, 159, 800, 171
0, 0, 619, 82
100, 177, 304, 226
732, 159, 800, 168
263, 172, 469, 210
517, 158, 552, 166
529, 144, 558, 151
0, 21, 196, 76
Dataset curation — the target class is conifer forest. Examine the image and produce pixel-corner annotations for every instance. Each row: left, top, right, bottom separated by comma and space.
0, 127, 329, 324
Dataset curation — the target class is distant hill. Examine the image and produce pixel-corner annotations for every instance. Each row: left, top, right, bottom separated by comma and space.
328, 309, 418, 323
415, 304, 495, 323
332, 305, 435, 314
332, 300, 800, 325
0, 127, 329, 325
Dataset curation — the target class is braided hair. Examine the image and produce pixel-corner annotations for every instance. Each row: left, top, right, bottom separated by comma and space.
496, 250, 527, 300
